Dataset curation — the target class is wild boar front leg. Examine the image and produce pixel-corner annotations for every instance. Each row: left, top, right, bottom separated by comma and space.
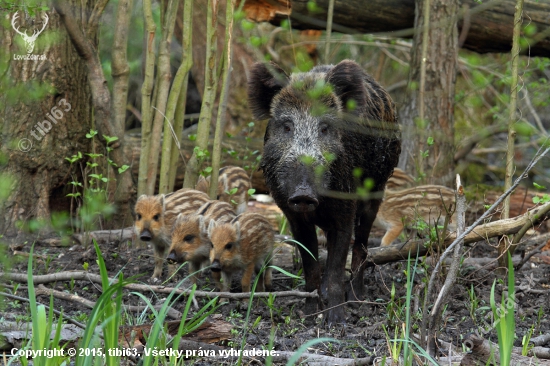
289, 219, 320, 315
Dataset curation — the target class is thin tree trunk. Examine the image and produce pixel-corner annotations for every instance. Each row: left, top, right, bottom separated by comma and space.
168, 0, 194, 192
145, 0, 179, 195
209, 0, 236, 199
174, 0, 257, 137
111, 0, 133, 139
499, 0, 524, 270
138, 0, 156, 197
158, 0, 195, 194
183, 0, 220, 189
398, 0, 459, 185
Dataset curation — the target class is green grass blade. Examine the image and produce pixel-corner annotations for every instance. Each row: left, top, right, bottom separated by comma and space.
286, 338, 337, 366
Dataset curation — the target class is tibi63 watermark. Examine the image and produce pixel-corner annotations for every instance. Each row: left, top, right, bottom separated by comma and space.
19, 99, 72, 152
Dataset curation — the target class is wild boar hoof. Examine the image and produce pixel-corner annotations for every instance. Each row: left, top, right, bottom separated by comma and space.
325, 307, 346, 327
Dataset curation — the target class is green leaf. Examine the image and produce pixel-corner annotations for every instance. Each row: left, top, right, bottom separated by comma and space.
86, 130, 98, 139
118, 165, 130, 174
247, 189, 256, 196
103, 135, 119, 144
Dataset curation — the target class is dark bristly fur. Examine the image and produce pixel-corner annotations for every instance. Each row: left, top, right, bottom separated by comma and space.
133, 189, 210, 281
248, 60, 401, 324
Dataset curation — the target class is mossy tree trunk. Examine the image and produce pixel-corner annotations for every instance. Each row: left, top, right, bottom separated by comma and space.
0, 4, 92, 241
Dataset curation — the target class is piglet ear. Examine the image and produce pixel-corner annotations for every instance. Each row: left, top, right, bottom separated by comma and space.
159, 194, 166, 213
137, 194, 147, 202
234, 221, 241, 241
195, 175, 209, 193
247, 62, 289, 120
325, 60, 367, 115
207, 219, 217, 237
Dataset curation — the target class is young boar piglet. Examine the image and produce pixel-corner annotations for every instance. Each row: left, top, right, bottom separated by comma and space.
248, 60, 401, 324
375, 185, 456, 246
385, 168, 415, 192
196, 166, 251, 214
133, 189, 210, 282
166, 200, 237, 284
208, 212, 274, 293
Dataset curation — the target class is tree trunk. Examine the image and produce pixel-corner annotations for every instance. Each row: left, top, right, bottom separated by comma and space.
174, 0, 258, 134
266, 0, 550, 58
0, 5, 92, 241
398, 0, 459, 185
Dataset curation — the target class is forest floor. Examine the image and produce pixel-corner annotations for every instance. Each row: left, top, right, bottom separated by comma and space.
2, 201, 550, 365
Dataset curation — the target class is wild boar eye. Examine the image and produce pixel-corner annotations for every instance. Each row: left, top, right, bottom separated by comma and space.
209, 242, 213, 248
153, 214, 160, 221
320, 126, 328, 134
136, 213, 142, 220
283, 124, 291, 133
225, 242, 233, 250
183, 234, 194, 242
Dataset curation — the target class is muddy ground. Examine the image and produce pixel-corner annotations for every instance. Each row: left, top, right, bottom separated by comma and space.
2, 215, 550, 365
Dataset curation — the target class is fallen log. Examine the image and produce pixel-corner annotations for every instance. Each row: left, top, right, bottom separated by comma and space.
245, 0, 550, 58
0, 271, 319, 299
119, 315, 232, 349
461, 333, 550, 365
34, 285, 183, 320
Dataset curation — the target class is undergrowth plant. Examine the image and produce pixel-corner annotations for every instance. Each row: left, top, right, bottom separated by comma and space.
65, 130, 127, 238
76, 240, 133, 366
385, 253, 439, 365
490, 253, 516, 366
224, 121, 262, 179
8, 244, 68, 366
133, 281, 219, 365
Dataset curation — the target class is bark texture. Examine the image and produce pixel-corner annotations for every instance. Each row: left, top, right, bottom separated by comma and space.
398, 0, 459, 185
0, 6, 92, 240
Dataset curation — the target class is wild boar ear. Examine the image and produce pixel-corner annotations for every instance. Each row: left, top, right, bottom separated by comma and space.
207, 219, 217, 237
247, 62, 289, 120
234, 222, 241, 241
198, 215, 206, 232
159, 194, 166, 213
325, 60, 367, 115
196, 176, 209, 193
137, 194, 147, 202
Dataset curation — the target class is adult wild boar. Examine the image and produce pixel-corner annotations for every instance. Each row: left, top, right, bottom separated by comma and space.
247, 60, 401, 324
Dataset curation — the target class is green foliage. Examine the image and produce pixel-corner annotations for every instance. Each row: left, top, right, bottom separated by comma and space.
64, 131, 120, 238
222, 122, 262, 178
11, 244, 69, 366
490, 254, 516, 366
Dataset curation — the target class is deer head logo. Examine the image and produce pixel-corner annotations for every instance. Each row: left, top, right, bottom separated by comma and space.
11, 11, 49, 54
